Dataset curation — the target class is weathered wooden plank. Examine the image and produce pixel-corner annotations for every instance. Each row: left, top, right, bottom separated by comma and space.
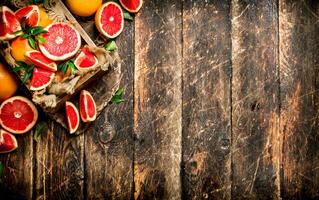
34, 121, 84, 199
134, 1, 182, 199
84, 20, 134, 199
231, 1, 280, 199
181, 1, 232, 199
0, 133, 33, 199
279, 1, 319, 198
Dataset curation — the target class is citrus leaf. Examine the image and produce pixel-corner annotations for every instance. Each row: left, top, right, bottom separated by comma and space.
28, 37, 37, 49
36, 36, 45, 44
34, 121, 48, 142
12, 66, 25, 73
22, 72, 32, 83
13, 30, 23, 35
15, 61, 28, 68
20, 33, 30, 39
31, 26, 48, 35
105, 40, 117, 51
111, 88, 125, 104
123, 11, 134, 21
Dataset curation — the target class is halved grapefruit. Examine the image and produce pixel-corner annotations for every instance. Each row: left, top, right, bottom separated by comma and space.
0, 96, 38, 134
15, 5, 40, 27
0, 129, 18, 153
39, 22, 81, 61
74, 48, 98, 71
65, 101, 80, 134
79, 90, 97, 122
30, 68, 55, 91
0, 6, 22, 40
95, 2, 124, 39
120, 0, 143, 13
26, 50, 57, 72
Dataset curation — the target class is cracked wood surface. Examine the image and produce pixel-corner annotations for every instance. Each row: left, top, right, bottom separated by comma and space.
1, 0, 319, 199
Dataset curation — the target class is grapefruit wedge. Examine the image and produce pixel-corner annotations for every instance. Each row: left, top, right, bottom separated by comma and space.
66, 101, 80, 134
30, 68, 55, 91
39, 22, 81, 61
0, 96, 38, 134
26, 50, 57, 72
15, 5, 40, 27
0, 129, 18, 153
120, 0, 143, 13
0, 6, 22, 40
95, 2, 124, 39
74, 48, 98, 71
79, 90, 97, 122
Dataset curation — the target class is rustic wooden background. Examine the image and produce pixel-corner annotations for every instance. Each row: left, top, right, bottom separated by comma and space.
1, 0, 319, 199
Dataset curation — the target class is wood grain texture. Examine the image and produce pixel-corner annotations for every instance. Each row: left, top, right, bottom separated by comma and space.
84, 20, 134, 200
134, 1, 182, 199
34, 121, 84, 199
0, 133, 33, 199
279, 1, 319, 199
231, 0, 280, 199
181, 1, 232, 199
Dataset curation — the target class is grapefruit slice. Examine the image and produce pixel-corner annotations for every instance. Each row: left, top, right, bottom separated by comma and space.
30, 68, 55, 91
0, 96, 38, 134
15, 5, 40, 27
79, 90, 97, 122
0, 6, 22, 40
26, 50, 57, 72
39, 22, 81, 61
65, 101, 80, 134
120, 0, 143, 13
95, 2, 124, 39
0, 129, 18, 153
74, 48, 98, 71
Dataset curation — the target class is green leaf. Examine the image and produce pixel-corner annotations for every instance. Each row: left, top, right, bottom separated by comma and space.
12, 66, 25, 73
36, 36, 45, 44
33, 0, 44, 4
68, 61, 75, 75
20, 33, 30, 39
111, 88, 125, 104
34, 121, 48, 142
123, 11, 134, 21
31, 26, 48, 35
13, 30, 23, 35
15, 61, 28, 68
28, 37, 37, 49
22, 72, 32, 83
105, 40, 117, 51
60, 62, 68, 76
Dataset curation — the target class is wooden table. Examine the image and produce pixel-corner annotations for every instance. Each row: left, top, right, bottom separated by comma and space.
1, 0, 319, 199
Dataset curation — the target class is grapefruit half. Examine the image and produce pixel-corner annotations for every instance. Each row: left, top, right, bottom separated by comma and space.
79, 90, 97, 122
26, 50, 57, 72
15, 5, 40, 27
0, 129, 18, 153
65, 101, 80, 134
39, 22, 81, 61
0, 6, 22, 40
119, 0, 143, 13
95, 2, 124, 39
0, 96, 38, 134
30, 68, 55, 91
74, 48, 98, 71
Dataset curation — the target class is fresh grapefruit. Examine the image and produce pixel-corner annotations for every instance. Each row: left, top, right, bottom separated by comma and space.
79, 90, 97, 122
0, 6, 21, 40
65, 101, 80, 134
0, 129, 18, 153
120, 0, 143, 13
74, 48, 98, 71
39, 22, 81, 61
95, 2, 124, 39
66, 0, 102, 17
0, 62, 18, 102
0, 96, 38, 134
30, 68, 55, 91
11, 37, 33, 63
15, 5, 40, 27
38, 6, 52, 27
26, 50, 57, 72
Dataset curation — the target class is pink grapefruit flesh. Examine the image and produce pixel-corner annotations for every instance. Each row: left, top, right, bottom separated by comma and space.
30, 68, 55, 91
39, 22, 81, 61
74, 48, 98, 70
15, 5, 40, 27
79, 90, 97, 122
0, 96, 38, 134
65, 101, 80, 134
0, 6, 22, 40
0, 129, 18, 153
95, 2, 124, 39
119, 0, 143, 13
26, 50, 57, 72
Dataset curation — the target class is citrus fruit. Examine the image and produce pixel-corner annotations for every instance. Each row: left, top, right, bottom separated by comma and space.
11, 37, 33, 63
79, 90, 97, 122
38, 6, 52, 27
30, 68, 55, 91
0, 62, 18, 102
15, 5, 40, 27
119, 0, 143, 13
55, 67, 71, 83
95, 2, 124, 39
39, 22, 81, 61
74, 48, 98, 71
0, 6, 22, 40
0, 96, 38, 134
0, 129, 18, 153
26, 50, 57, 72
65, 101, 80, 134
66, 0, 102, 17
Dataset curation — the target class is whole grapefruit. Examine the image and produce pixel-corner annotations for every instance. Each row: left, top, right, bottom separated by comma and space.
66, 0, 102, 17
0, 62, 18, 102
